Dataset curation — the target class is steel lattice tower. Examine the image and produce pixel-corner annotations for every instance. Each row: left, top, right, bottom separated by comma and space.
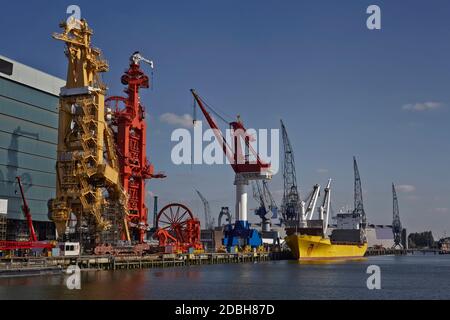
353, 157, 366, 228
281, 120, 301, 227
392, 184, 403, 249
196, 190, 213, 230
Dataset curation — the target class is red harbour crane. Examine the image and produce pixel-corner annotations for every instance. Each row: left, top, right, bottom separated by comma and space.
0, 177, 54, 252
191, 90, 271, 248
16, 176, 37, 242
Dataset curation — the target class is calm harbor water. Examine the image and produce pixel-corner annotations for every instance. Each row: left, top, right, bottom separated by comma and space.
0, 255, 449, 300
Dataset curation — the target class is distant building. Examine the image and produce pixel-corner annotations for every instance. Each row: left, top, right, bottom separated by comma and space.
201, 229, 225, 252
328, 224, 406, 249
253, 224, 285, 246
0, 55, 65, 241
366, 225, 395, 248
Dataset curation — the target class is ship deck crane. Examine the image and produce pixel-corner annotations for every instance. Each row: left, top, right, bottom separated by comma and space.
319, 180, 332, 237
282, 181, 332, 238
304, 184, 321, 221
191, 90, 271, 249
296, 180, 332, 237
280, 120, 334, 236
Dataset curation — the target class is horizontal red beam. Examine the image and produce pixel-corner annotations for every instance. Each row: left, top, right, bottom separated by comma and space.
0, 241, 54, 251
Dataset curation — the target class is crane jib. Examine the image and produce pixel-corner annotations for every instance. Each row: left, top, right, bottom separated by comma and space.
191, 90, 271, 175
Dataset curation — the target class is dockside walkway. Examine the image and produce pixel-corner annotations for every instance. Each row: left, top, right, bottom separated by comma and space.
0, 252, 289, 276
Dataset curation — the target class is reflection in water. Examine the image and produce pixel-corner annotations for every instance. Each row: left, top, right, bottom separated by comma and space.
153, 270, 201, 280
0, 255, 449, 300
294, 258, 368, 265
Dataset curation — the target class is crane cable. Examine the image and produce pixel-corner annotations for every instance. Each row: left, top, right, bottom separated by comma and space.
198, 96, 264, 165
193, 94, 234, 125
191, 94, 234, 168
192, 93, 235, 156
192, 92, 269, 167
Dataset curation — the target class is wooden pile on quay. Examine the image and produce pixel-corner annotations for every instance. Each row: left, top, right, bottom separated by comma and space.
0, 252, 275, 274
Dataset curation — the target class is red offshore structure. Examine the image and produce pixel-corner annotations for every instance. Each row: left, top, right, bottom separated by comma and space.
106, 52, 165, 243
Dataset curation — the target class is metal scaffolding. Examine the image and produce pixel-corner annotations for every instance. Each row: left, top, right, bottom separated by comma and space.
49, 19, 130, 247
0, 214, 6, 241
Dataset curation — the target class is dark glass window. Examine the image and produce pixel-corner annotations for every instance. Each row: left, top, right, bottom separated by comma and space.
0, 59, 13, 76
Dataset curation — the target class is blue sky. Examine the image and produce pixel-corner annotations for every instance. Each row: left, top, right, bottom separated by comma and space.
1, 0, 450, 238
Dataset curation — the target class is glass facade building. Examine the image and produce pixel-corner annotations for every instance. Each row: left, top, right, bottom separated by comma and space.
0, 55, 65, 241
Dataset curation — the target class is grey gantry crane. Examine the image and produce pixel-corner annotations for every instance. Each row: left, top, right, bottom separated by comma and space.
263, 181, 278, 221
280, 120, 301, 229
218, 207, 232, 228
392, 183, 403, 249
252, 181, 278, 232
196, 190, 214, 230
353, 157, 367, 229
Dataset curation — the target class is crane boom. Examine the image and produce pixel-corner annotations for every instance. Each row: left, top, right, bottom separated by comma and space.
319, 179, 332, 237
280, 120, 301, 227
305, 184, 321, 221
262, 181, 278, 219
252, 180, 278, 228
392, 183, 403, 249
191, 90, 271, 176
196, 190, 213, 230
16, 177, 37, 242
353, 157, 366, 228
131, 52, 154, 69
252, 181, 267, 210
252, 182, 268, 217
191, 90, 236, 169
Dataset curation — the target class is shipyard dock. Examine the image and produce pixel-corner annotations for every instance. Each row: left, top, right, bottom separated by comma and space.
0, 252, 287, 277
365, 248, 446, 256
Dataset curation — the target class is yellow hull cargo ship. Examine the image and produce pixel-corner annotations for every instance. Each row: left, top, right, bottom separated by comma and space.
285, 209, 368, 261
283, 159, 369, 261
285, 234, 368, 261
284, 183, 368, 261
284, 175, 368, 261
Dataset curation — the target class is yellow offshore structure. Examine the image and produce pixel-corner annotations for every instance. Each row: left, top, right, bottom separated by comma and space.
50, 19, 130, 243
